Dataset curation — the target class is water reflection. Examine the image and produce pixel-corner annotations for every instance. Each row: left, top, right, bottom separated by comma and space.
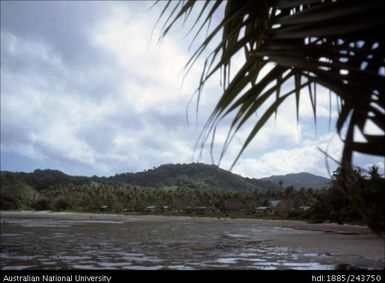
0, 214, 381, 270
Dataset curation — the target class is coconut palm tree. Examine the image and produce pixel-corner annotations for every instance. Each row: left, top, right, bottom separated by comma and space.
368, 165, 381, 180
158, 0, 385, 235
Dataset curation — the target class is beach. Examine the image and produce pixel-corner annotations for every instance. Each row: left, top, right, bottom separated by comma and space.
1, 211, 384, 270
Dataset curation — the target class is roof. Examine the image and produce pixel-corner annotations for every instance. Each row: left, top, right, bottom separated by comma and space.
256, 206, 269, 210
269, 200, 281, 207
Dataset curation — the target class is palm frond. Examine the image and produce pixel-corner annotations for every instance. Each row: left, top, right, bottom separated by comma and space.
158, 0, 385, 166
157, 0, 385, 233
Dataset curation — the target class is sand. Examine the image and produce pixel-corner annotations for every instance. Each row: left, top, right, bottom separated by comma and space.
1, 211, 384, 270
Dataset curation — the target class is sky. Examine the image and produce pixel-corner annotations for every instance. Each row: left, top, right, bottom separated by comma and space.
1, 1, 383, 178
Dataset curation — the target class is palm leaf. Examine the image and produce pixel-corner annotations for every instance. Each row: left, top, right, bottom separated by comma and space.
157, 0, 385, 233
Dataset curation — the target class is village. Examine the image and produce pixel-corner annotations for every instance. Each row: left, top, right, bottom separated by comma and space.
102, 200, 312, 217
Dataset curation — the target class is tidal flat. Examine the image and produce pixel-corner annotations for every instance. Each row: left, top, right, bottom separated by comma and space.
1, 211, 383, 270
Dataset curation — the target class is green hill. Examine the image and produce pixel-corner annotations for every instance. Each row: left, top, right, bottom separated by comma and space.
108, 163, 263, 191
0, 163, 331, 210
1, 163, 331, 192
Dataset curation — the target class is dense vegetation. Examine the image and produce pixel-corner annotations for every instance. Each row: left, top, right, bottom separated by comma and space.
308, 167, 385, 229
1, 163, 383, 225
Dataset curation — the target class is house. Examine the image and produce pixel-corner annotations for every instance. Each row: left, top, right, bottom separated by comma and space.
223, 200, 248, 213
161, 205, 173, 213
269, 200, 281, 208
256, 206, 269, 214
100, 205, 109, 211
144, 205, 158, 213
269, 200, 291, 215
255, 200, 292, 215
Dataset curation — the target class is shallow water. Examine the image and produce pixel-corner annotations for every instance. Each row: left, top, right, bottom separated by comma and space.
0, 213, 383, 270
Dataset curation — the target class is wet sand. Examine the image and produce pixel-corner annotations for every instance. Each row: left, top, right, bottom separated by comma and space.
1, 211, 384, 270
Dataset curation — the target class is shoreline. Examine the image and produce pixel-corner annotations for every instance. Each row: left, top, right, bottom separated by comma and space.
0, 210, 373, 234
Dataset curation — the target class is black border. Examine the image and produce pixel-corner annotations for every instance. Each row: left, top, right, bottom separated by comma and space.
1, 270, 384, 283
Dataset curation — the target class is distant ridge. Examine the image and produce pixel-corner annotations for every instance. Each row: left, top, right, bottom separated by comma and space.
1, 163, 330, 191
260, 172, 330, 189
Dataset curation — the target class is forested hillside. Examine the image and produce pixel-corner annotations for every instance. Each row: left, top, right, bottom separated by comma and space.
107, 163, 267, 190
2, 163, 383, 225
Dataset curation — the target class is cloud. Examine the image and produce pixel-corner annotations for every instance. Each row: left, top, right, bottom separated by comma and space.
232, 133, 344, 178
1, 1, 382, 178
0, 2, 203, 175
1, 1, 111, 66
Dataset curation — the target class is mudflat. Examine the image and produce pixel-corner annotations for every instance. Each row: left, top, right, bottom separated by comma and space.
1, 211, 384, 270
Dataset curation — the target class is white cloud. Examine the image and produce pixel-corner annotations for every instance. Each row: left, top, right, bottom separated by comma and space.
90, 5, 199, 96
1, 2, 204, 175
232, 133, 343, 178
3, 32, 63, 66
1, 1, 382, 178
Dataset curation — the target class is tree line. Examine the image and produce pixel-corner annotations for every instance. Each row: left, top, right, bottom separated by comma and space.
1, 166, 383, 225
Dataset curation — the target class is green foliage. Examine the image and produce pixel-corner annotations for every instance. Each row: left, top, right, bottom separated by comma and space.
306, 187, 361, 224
306, 167, 385, 226
1, 172, 39, 209
1, 165, 383, 226
110, 163, 263, 191
0, 175, 313, 217
32, 197, 50, 210
51, 197, 71, 211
